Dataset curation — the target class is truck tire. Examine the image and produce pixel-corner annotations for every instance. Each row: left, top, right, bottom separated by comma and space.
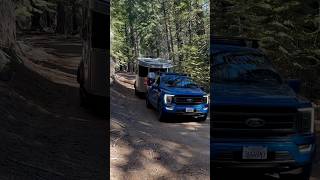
146, 94, 152, 109
134, 82, 138, 96
77, 62, 84, 84
79, 84, 89, 107
197, 115, 207, 122
158, 102, 165, 122
280, 165, 312, 180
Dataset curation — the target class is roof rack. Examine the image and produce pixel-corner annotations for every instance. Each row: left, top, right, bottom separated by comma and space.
212, 36, 259, 48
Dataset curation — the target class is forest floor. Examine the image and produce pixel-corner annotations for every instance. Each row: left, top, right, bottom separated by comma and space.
111, 73, 320, 180
0, 32, 319, 180
0, 32, 106, 180
110, 73, 210, 179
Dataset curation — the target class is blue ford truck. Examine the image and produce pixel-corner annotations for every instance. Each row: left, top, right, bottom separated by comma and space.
211, 37, 316, 179
146, 73, 209, 121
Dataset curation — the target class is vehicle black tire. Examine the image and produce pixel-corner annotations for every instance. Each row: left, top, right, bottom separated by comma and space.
197, 115, 207, 122
211, 167, 227, 180
134, 88, 138, 96
79, 84, 89, 108
77, 62, 84, 84
134, 82, 138, 96
158, 102, 165, 122
146, 94, 152, 109
280, 165, 312, 180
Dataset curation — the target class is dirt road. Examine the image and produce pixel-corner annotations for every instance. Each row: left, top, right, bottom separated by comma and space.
111, 73, 320, 180
0, 33, 106, 180
110, 73, 210, 180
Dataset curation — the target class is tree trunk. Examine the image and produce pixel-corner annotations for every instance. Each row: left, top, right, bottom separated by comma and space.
0, 0, 16, 48
72, 3, 78, 34
168, 19, 175, 60
174, 0, 183, 66
188, 1, 192, 44
31, 12, 41, 31
56, 1, 66, 34
195, 0, 205, 35
29, 0, 42, 31
161, 0, 171, 58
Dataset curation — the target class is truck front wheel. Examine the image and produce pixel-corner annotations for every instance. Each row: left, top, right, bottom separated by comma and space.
158, 103, 165, 122
79, 84, 89, 107
280, 165, 312, 180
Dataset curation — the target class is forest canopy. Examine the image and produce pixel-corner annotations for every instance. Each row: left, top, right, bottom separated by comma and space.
111, 0, 210, 89
212, 0, 320, 100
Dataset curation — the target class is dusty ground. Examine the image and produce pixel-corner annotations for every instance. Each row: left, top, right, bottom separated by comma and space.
110, 73, 210, 180
111, 73, 320, 180
0, 32, 107, 180
1, 32, 319, 180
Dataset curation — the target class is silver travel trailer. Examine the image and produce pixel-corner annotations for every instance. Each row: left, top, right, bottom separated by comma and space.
77, 0, 109, 105
134, 58, 173, 95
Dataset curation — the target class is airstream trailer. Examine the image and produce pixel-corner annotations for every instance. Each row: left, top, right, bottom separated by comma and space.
134, 58, 173, 95
77, 0, 109, 106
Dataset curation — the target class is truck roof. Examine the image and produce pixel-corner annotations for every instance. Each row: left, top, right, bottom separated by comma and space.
160, 72, 189, 76
211, 44, 262, 55
138, 57, 174, 68
211, 36, 261, 55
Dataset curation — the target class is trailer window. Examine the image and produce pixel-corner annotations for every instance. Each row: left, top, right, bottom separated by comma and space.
139, 65, 148, 77
91, 11, 108, 49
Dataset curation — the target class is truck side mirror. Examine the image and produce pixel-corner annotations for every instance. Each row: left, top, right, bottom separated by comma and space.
287, 79, 301, 94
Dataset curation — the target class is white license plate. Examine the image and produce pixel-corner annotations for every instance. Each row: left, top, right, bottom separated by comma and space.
185, 107, 194, 112
242, 146, 267, 160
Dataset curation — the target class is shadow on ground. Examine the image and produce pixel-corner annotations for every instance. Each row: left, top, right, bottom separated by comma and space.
111, 77, 210, 179
0, 32, 107, 179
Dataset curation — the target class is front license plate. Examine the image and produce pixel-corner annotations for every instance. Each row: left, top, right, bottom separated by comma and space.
185, 107, 194, 112
242, 146, 267, 160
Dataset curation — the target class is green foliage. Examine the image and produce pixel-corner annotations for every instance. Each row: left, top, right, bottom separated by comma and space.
212, 0, 320, 99
15, 0, 56, 18
112, 0, 210, 89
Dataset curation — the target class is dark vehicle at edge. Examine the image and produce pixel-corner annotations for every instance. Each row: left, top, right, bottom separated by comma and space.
210, 36, 316, 180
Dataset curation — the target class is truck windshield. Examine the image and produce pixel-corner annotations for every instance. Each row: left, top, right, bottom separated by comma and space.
213, 52, 282, 84
162, 76, 198, 88
150, 68, 167, 76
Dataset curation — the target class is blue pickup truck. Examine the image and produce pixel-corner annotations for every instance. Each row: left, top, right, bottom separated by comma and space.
146, 73, 209, 121
211, 37, 316, 179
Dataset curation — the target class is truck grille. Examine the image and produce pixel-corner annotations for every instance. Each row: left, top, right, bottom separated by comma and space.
214, 151, 293, 161
212, 106, 298, 137
174, 96, 203, 105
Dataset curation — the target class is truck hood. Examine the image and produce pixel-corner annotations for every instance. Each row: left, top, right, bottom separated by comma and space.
162, 86, 206, 96
212, 83, 310, 107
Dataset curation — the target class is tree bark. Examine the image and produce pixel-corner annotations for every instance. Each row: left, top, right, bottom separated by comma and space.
168, 18, 175, 59
29, 0, 42, 31
195, 0, 205, 35
188, 1, 193, 44
0, 0, 16, 48
161, 0, 171, 58
174, 0, 183, 65
31, 12, 41, 31
56, 1, 66, 34
72, 3, 78, 34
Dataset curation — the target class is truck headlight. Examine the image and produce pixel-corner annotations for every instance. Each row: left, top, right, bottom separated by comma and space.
297, 107, 314, 133
164, 94, 174, 105
203, 95, 209, 104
